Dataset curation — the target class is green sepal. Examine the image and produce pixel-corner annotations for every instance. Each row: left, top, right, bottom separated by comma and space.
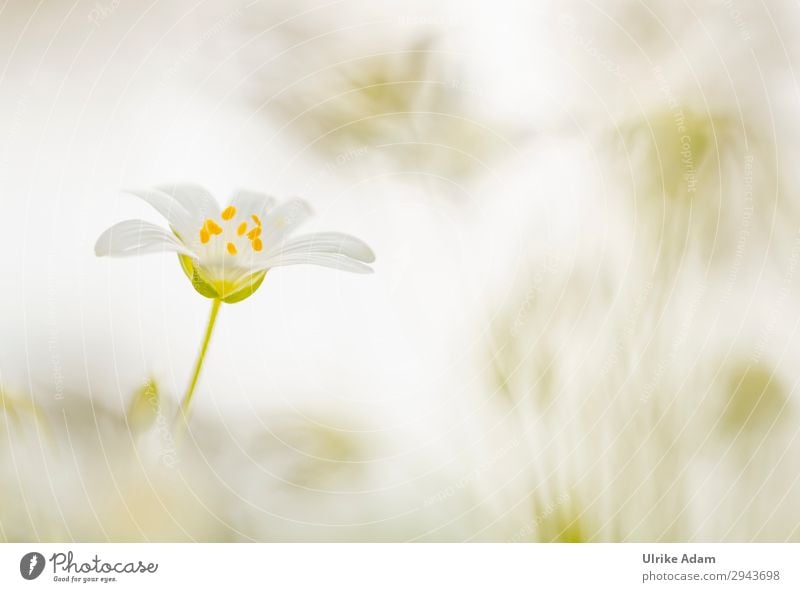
178, 255, 266, 303
127, 378, 159, 435
221, 271, 266, 304
178, 254, 221, 299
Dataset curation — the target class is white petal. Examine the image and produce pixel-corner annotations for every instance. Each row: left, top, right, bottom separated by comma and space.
230, 189, 277, 220
94, 220, 196, 258
155, 183, 220, 222
267, 232, 375, 263
123, 188, 195, 237
262, 252, 374, 274
261, 198, 314, 246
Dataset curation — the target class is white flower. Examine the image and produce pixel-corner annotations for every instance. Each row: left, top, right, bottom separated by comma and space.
95, 184, 375, 303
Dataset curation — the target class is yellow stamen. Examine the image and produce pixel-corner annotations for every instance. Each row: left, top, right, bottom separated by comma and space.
251, 214, 261, 226
226, 242, 237, 255
237, 221, 248, 236
247, 226, 261, 240
221, 206, 236, 221
205, 219, 223, 235
200, 228, 210, 244
252, 238, 263, 252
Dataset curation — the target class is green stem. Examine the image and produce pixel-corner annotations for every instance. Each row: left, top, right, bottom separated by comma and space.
177, 298, 221, 426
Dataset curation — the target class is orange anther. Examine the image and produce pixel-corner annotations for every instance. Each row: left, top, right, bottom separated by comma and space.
237, 221, 248, 236
205, 219, 223, 235
252, 238, 263, 252
226, 242, 237, 255
221, 206, 236, 220
247, 226, 261, 240
200, 228, 210, 244
251, 214, 262, 226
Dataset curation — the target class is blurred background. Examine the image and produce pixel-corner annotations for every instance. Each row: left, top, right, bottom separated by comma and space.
1, 0, 799, 541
